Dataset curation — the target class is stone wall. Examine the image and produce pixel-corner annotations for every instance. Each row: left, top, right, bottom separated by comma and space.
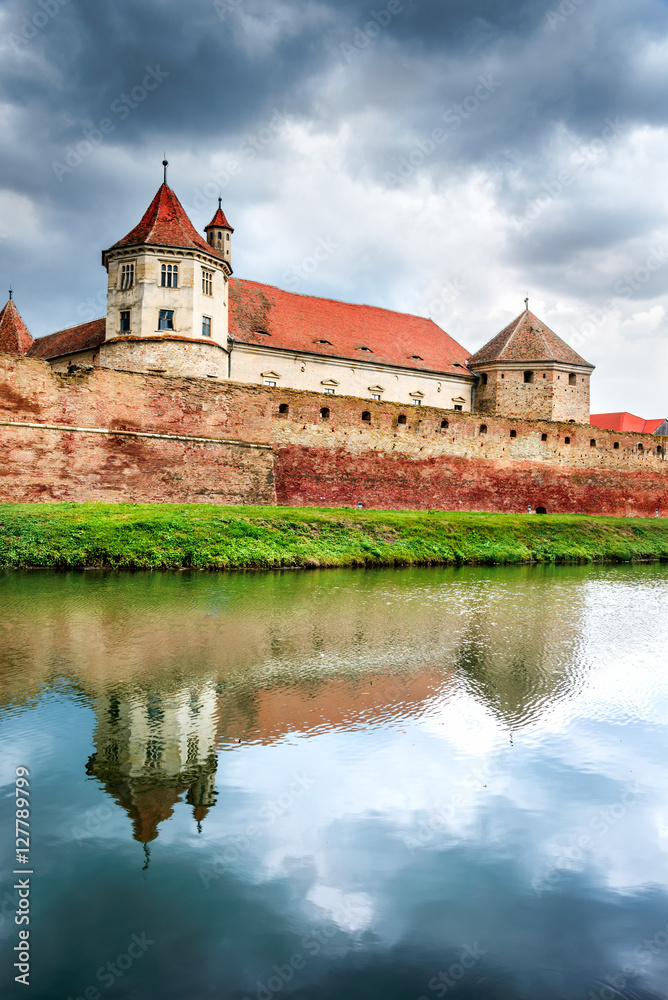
474, 366, 591, 423
0, 354, 664, 515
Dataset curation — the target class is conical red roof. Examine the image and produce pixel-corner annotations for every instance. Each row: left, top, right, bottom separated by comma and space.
0, 297, 33, 355
205, 198, 234, 232
468, 308, 593, 369
107, 184, 223, 260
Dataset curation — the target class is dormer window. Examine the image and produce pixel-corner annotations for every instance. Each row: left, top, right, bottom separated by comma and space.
161, 263, 178, 288
119, 263, 135, 290
316, 339, 332, 345
410, 355, 423, 360
358, 346, 373, 353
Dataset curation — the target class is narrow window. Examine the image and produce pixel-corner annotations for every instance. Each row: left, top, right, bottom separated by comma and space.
479, 424, 487, 434
501, 374, 505, 379
362, 411, 371, 423
279, 404, 289, 416
161, 263, 178, 288
541, 433, 548, 442
657, 446, 663, 456
524, 371, 534, 383
441, 419, 449, 429
158, 309, 174, 331
481, 373, 488, 385
320, 407, 330, 420
226, 233, 230, 241
569, 373, 577, 386
120, 263, 135, 290
564, 436, 571, 444
614, 442, 620, 450
119, 310, 131, 333
510, 430, 517, 438
264, 379, 276, 387
590, 439, 596, 447
638, 443, 644, 453
454, 405, 463, 411
398, 415, 407, 425
202, 316, 212, 338
202, 269, 213, 296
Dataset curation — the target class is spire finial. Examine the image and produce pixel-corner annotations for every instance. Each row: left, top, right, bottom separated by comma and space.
524, 296, 529, 312
162, 157, 168, 185
218, 196, 222, 208
8, 287, 12, 301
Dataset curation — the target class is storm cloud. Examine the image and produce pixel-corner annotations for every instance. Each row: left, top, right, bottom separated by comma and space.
1, 0, 667, 411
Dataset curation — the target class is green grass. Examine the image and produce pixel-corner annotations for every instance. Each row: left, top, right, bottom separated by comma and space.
0, 503, 667, 570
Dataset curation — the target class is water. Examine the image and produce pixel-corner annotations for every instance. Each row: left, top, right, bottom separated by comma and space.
1, 564, 668, 1000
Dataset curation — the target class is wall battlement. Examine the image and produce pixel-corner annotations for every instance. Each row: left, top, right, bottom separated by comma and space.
0, 355, 665, 516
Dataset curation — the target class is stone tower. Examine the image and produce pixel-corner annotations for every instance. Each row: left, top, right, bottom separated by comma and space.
100, 172, 233, 377
204, 197, 234, 266
468, 306, 595, 423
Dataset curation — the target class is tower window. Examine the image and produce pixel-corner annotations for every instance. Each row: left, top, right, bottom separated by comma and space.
481, 373, 488, 385
161, 263, 178, 288
524, 370, 534, 383
158, 309, 174, 331
202, 269, 213, 296
569, 373, 577, 386
119, 263, 134, 290
226, 233, 230, 241
202, 316, 212, 338
119, 310, 131, 333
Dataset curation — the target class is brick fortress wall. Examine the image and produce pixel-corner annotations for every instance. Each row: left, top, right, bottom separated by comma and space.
0, 355, 665, 515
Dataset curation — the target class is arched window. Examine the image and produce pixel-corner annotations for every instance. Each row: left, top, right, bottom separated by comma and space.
320, 407, 330, 420
161, 263, 178, 288
398, 415, 407, 425
590, 439, 596, 447
441, 419, 449, 429
564, 436, 571, 444
279, 404, 289, 416
536, 506, 547, 515
524, 371, 534, 384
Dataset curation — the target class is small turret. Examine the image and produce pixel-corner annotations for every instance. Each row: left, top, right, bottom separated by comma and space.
204, 198, 234, 265
0, 291, 33, 355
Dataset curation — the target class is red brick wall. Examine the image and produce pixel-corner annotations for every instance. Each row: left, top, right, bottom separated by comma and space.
0, 355, 665, 515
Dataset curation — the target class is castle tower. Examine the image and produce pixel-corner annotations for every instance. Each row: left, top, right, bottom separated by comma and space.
204, 197, 234, 267
100, 165, 233, 378
468, 304, 595, 423
0, 292, 33, 355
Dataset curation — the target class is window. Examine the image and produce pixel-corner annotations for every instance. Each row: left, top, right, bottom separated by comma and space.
536, 506, 547, 515
120, 263, 134, 290
398, 415, 407, 425
412, 399, 423, 406
479, 424, 487, 434
564, 436, 571, 444
410, 355, 423, 361
454, 405, 463, 411
481, 373, 488, 385
119, 310, 131, 333
569, 373, 577, 386
590, 439, 596, 447
316, 339, 332, 345
638, 443, 644, 453
614, 442, 620, 450
358, 346, 373, 353
226, 233, 230, 241
370, 393, 382, 401
441, 419, 449, 429
264, 380, 276, 388
324, 387, 335, 395
279, 404, 289, 415
202, 316, 212, 338
256, 330, 270, 337
320, 407, 330, 420
202, 269, 213, 296
510, 430, 517, 439
161, 263, 178, 288
158, 309, 174, 331
362, 411, 371, 422
541, 433, 548, 442
524, 371, 534, 383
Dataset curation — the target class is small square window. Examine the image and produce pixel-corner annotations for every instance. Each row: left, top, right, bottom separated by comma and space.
412, 398, 423, 406
120, 310, 131, 333
264, 380, 276, 387
324, 387, 335, 395
370, 393, 382, 401
158, 309, 174, 331
454, 404, 463, 411
202, 316, 212, 338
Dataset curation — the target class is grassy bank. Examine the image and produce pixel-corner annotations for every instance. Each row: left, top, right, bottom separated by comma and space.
0, 503, 667, 570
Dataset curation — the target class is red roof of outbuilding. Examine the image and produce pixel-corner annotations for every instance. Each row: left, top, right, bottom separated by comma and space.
106, 184, 223, 260
28, 318, 106, 360
590, 412, 667, 434
205, 198, 234, 232
468, 308, 593, 368
228, 278, 473, 377
0, 297, 33, 354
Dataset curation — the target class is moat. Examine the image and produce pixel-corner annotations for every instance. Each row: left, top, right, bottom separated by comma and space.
1, 564, 667, 999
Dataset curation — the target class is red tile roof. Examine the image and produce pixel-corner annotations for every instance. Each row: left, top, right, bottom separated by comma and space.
468, 308, 593, 368
106, 184, 224, 261
590, 412, 667, 434
28, 318, 106, 360
205, 198, 234, 232
0, 297, 33, 354
228, 278, 473, 377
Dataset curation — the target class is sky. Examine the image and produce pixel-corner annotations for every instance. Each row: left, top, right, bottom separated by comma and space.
1, 0, 667, 414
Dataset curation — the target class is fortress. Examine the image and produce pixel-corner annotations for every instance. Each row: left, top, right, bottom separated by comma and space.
0, 169, 665, 516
